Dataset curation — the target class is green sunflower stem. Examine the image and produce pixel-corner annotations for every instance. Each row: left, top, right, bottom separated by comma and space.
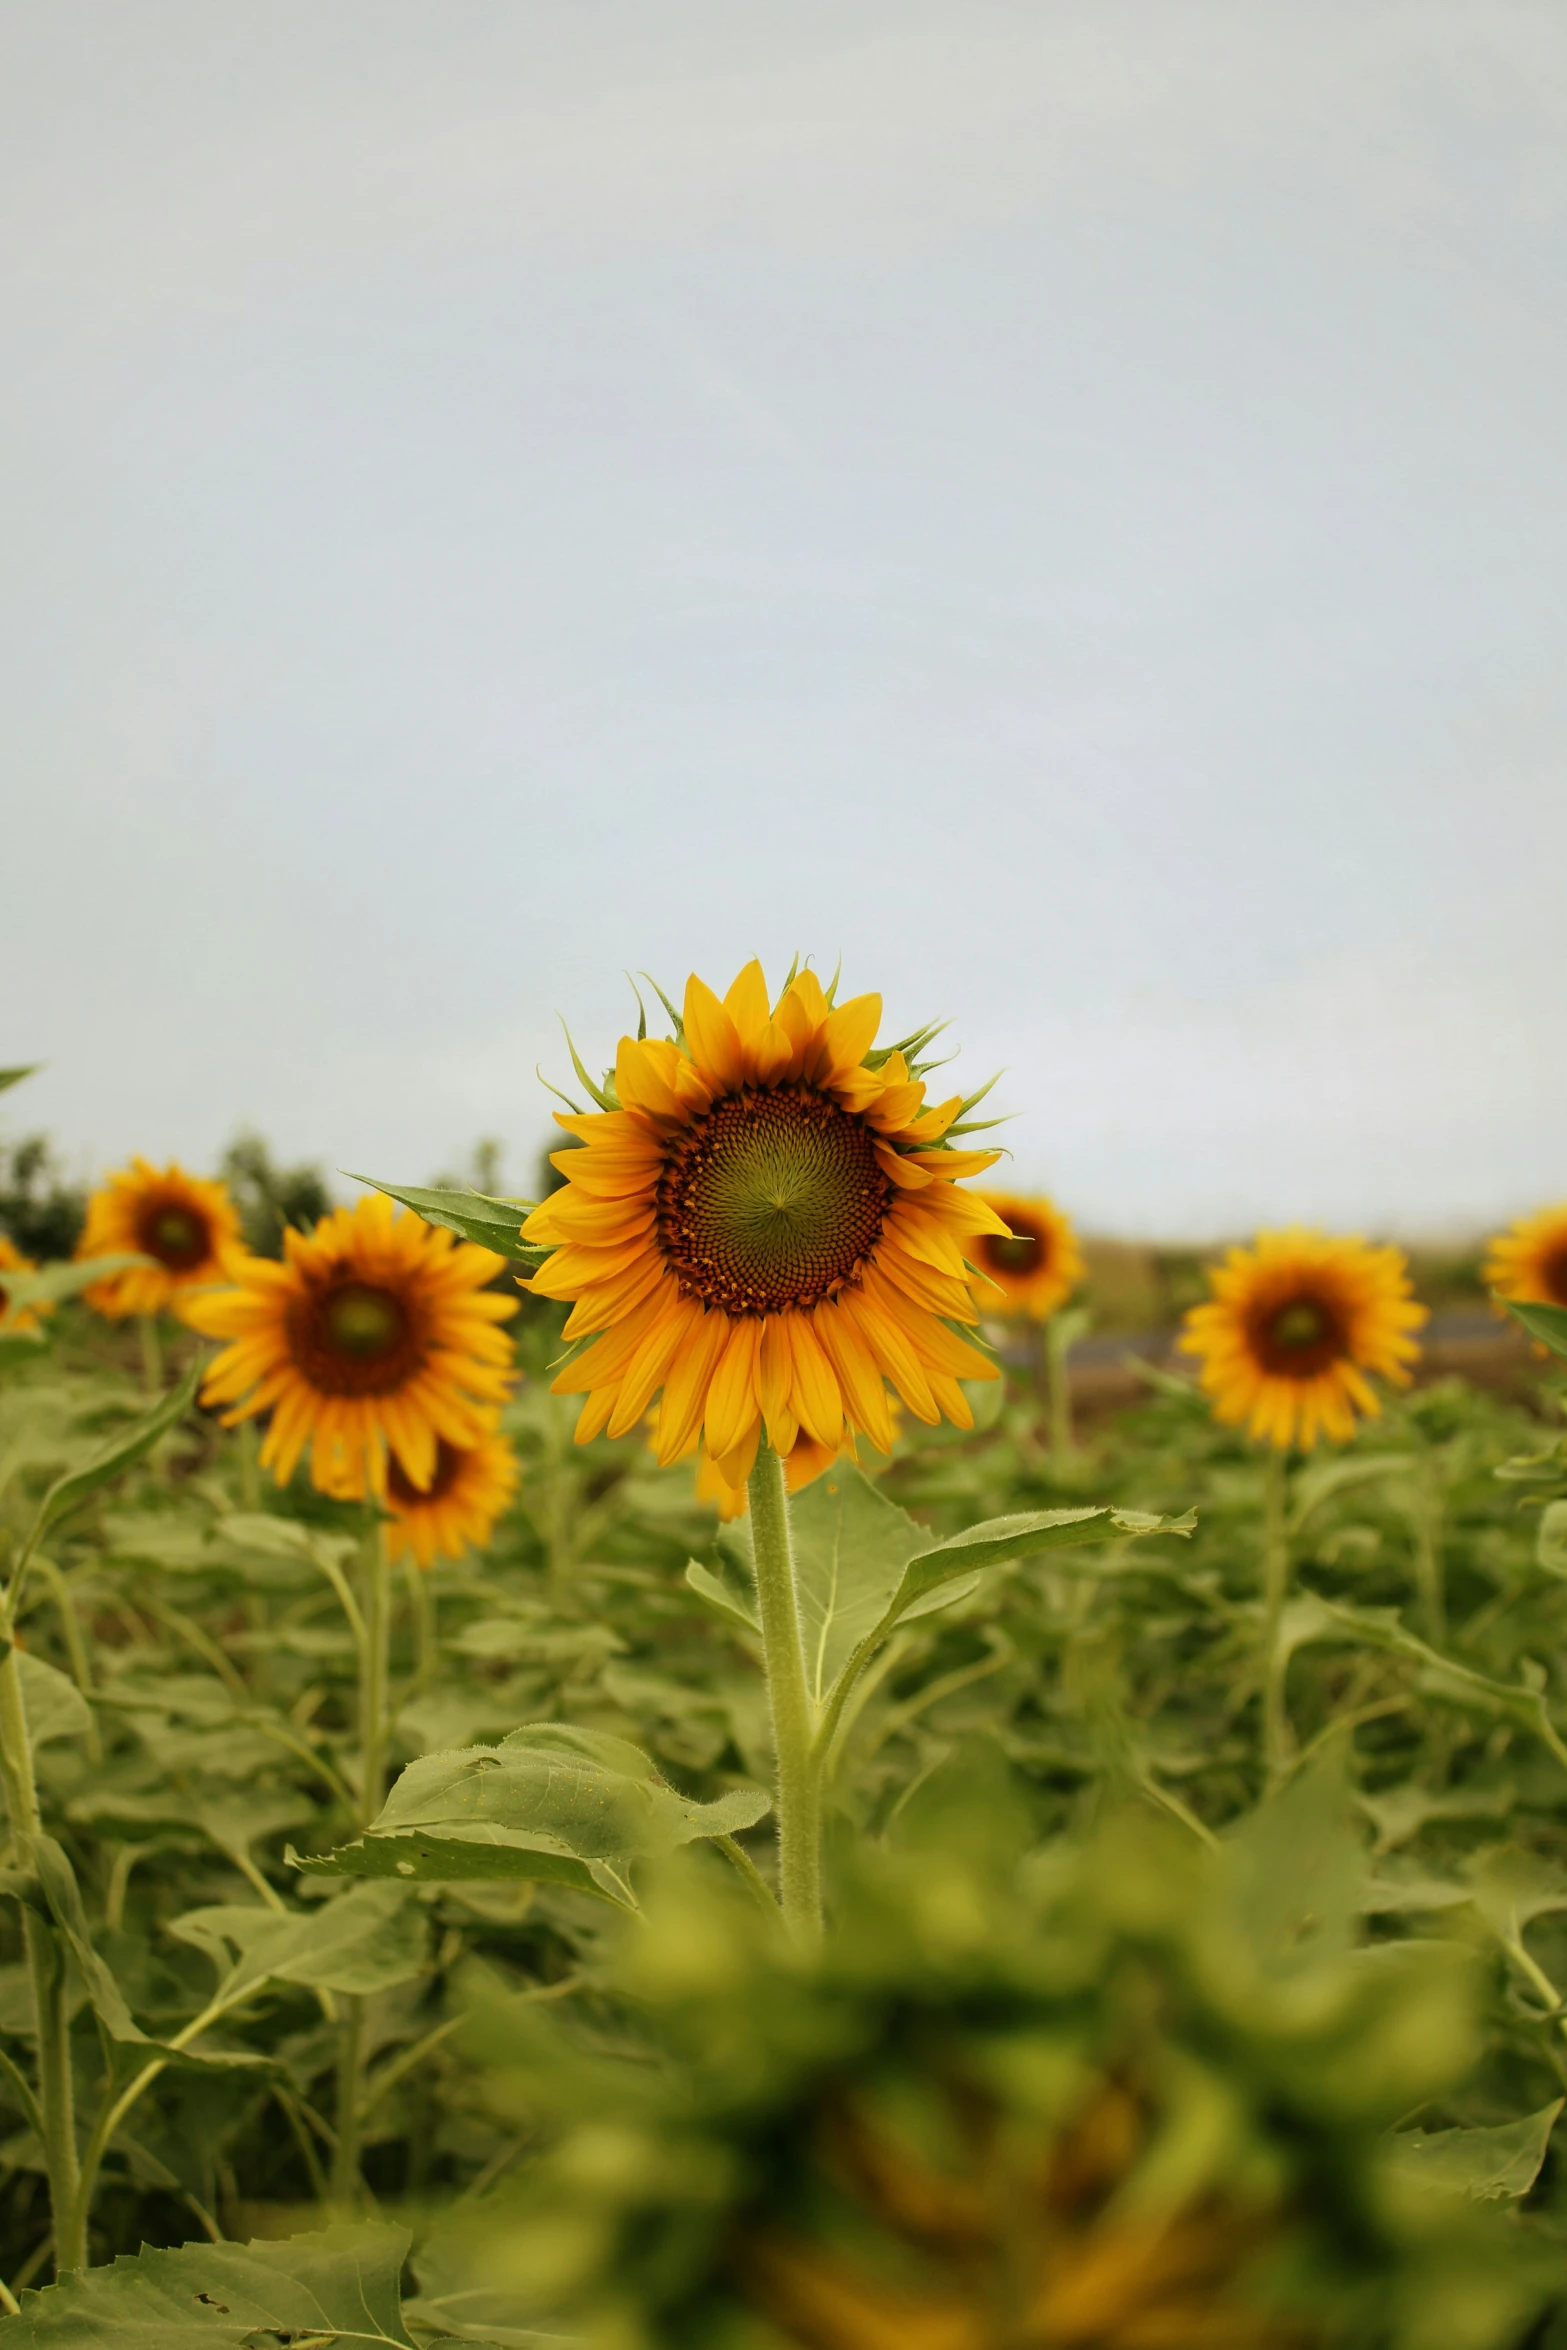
0, 1628, 82, 2274
357, 1518, 391, 1830
1261, 1447, 1292, 1787
136, 1313, 164, 1397
1043, 1313, 1075, 1466
746, 1443, 822, 1942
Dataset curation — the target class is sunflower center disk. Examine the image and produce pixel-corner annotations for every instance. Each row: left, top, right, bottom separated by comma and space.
657, 1084, 892, 1316
1252, 1291, 1347, 1378
387, 1437, 461, 1505
142, 1206, 207, 1271
1542, 1247, 1567, 1308
289, 1279, 422, 1396
987, 1227, 1042, 1276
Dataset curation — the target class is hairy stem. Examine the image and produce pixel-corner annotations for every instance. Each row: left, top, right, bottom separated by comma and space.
1261, 1446, 1292, 1787
1043, 1314, 1075, 1464
746, 1444, 821, 1940
358, 1520, 390, 1829
0, 1641, 82, 2273
137, 1314, 164, 1397
331, 1995, 366, 2213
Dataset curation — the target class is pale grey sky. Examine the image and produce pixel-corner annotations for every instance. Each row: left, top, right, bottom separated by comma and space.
3, 1, 1563, 1237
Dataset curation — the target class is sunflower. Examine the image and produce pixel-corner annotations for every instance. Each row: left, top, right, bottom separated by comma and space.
184, 1193, 517, 1500
522, 960, 1005, 1489
0, 1235, 48, 1334
1179, 1227, 1425, 1450
969, 1188, 1084, 1319
76, 1158, 242, 1319
384, 1427, 520, 1569
1483, 1202, 1567, 1313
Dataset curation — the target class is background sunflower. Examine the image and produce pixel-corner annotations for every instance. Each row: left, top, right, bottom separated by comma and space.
0, 1234, 47, 1334
1483, 1203, 1567, 1314
970, 1188, 1084, 1321
75, 1157, 241, 1320
1179, 1226, 1426, 1450
185, 1191, 517, 1500
385, 1427, 520, 1569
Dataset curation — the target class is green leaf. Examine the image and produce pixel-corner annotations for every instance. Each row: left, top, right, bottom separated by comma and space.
0, 1333, 49, 1372
13, 1653, 91, 1751
1538, 1500, 1567, 1580
0, 1068, 38, 1096
1501, 1294, 1567, 1358
345, 1176, 547, 1268
889, 1503, 1196, 1624
0, 2221, 414, 2345
1276, 1594, 1567, 1772
170, 1882, 426, 1999
1389, 2100, 1563, 2201
684, 1557, 760, 1637
0, 1256, 153, 1315
25, 1835, 150, 2043
25, 1363, 200, 1553
69, 1788, 313, 1865
294, 1724, 770, 1905
783, 1468, 931, 1705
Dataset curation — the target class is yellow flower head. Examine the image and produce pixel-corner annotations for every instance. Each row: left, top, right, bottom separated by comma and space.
969, 1189, 1084, 1320
385, 1428, 520, 1569
523, 960, 1005, 1490
1179, 1226, 1425, 1451
76, 1158, 242, 1319
0, 1235, 48, 1334
184, 1192, 517, 1500
1483, 1202, 1567, 1313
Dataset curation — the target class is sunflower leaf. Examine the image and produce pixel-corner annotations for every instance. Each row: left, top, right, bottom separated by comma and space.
887, 1504, 1196, 1624
293, 1724, 770, 1904
1389, 2101, 1563, 2202
1501, 1295, 1567, 1358
0, 1066, 37, 1096
0, 1254, 154, 1313
345, 1176, 547, 1267
0, 2222, 415, 2347
23, 1361, 200, 1556
170, 1881, 425, 1998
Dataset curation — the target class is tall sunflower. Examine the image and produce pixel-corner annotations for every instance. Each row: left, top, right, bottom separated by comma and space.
1179, 1227, 1425, 1450
0, 1235, 48, 1334
184, 1193, 517, 1500
76, 1158, 242, 1319
970, 1188, 1084, 1319
522, 960, 1006, 1487
384, 1428, 519, 1569
1484, 1202, 1567, 1313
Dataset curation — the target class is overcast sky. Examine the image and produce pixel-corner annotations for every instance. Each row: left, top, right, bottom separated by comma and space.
2, 1, 1562, 1238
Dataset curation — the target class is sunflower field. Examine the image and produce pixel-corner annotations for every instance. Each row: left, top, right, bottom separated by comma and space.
1, 964, 1567, 2348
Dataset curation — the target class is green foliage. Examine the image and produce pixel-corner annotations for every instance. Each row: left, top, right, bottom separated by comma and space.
0, 2223, 412, 2345
0, 1276, 1565, 2340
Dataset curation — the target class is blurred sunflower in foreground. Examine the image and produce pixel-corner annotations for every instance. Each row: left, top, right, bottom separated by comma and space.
384, 1427, 520, 1568
184, 1192, 516, 1500
75, 1157, 240, 1318
970, 1190, 1084, 1321
443, 1778, 1547, 2350
523, 959, 1004, 1493
1179, 1229, 1425, 1450
1484, 1204, 1567, 1314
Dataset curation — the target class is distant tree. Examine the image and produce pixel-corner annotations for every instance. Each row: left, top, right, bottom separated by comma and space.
219, 1130, 331, 1258
0, 1134, 86, 1260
